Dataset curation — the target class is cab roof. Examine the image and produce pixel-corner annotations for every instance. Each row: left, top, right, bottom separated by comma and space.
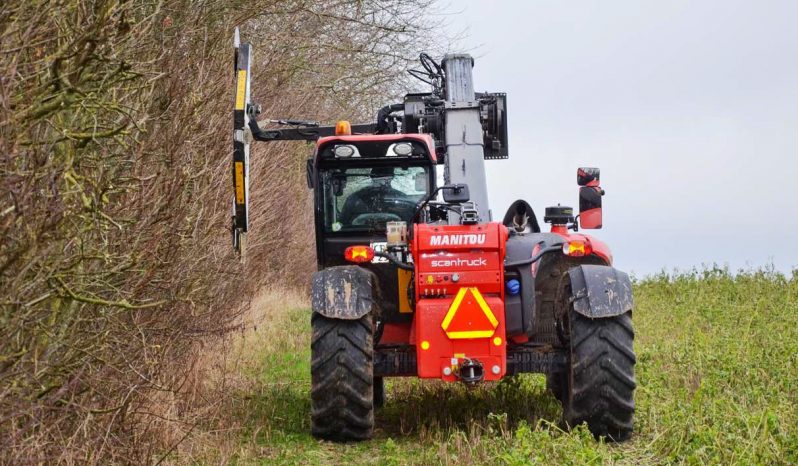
315, 133, 437, 163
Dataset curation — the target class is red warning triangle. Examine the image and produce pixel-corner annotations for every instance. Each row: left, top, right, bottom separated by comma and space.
441, 288, 498, 339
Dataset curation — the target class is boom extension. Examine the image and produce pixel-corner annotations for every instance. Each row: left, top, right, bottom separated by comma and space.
248, 119, 377, 142
232, 30, 509, 254
231, 29, 251, 255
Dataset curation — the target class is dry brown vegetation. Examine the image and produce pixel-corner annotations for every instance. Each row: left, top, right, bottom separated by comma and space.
0, 1, 446, 462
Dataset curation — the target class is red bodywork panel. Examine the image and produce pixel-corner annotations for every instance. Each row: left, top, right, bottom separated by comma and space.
380, 322, 412, 345
411, 223, 508, 381
549, 224, 612, 265
584, 235, 612, 264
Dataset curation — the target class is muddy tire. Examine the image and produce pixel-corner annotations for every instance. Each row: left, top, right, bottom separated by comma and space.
310, 313, 374, 441
563, 311, 636, 441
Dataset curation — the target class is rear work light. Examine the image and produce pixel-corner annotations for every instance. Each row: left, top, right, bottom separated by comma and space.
563, 240, 592, 257
344, 245, 375, 263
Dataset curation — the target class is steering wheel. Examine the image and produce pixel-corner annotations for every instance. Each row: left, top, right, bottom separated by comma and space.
382, 198, 419, 210
340, 188, 420, 224
351, 212, 403, 226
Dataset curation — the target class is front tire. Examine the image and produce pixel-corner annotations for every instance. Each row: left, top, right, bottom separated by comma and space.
310, 313, 374, 441
562, 311, 636, 441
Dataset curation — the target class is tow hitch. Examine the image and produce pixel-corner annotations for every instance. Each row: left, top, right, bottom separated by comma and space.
458, 358, 485, 386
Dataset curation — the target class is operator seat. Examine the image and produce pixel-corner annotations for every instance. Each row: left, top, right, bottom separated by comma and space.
502, 200, 541, 233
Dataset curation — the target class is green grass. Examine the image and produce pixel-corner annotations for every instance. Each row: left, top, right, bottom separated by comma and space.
216, 269, 798, 465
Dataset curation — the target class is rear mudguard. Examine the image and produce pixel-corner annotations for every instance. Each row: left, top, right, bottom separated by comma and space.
568, 264, 633, 318
311, 265, 379, 320
504, 232, 565, 337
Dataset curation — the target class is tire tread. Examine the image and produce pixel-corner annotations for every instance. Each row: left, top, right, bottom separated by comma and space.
310, 313, 374, 441
563, 312, 636, 441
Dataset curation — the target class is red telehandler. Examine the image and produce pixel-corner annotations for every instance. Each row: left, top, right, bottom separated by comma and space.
231, 29, 636, 442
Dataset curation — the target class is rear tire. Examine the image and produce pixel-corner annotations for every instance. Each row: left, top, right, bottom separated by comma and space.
562, 311, 636, 441
310, 313, 374, 441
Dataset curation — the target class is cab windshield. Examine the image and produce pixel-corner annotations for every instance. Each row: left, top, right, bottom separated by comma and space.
321, 165, 430, 232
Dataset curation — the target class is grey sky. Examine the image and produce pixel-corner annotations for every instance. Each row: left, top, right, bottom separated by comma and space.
443, 0, 798, 276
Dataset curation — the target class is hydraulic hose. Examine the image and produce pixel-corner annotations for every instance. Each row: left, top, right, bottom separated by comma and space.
374, 251, 414, 271
504, 244, 563, 269
375, 103, 404, 133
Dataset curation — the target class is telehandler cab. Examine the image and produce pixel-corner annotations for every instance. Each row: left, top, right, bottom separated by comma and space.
231, 29, 636, 442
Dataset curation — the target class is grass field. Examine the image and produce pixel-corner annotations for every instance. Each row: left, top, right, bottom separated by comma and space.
194, 268, 798, 465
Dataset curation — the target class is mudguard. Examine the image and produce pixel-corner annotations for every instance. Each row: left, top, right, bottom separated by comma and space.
504, 232, 567, 337
568, 264, 633, 318
311, 265, 378, 320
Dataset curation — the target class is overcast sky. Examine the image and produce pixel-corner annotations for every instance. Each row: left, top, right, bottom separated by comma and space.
442, 0, 798, 277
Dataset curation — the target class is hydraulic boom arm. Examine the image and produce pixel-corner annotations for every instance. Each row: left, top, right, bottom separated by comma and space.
231, 28, 508, 254
248, 120, 377, 142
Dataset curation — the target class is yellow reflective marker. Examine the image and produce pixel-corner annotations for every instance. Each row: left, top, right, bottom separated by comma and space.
447, 330, 495, 339
493, 337, 503, 346
234, 161, 245, 204
440, 287, 468, 330
421, 341, 430, 350
441, 287, 499, 339
472, 288, 499, 327
398, 269, 413, 313
235, 70, 247, 110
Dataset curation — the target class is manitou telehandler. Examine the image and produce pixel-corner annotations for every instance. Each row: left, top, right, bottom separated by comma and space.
231, 29, 635, 442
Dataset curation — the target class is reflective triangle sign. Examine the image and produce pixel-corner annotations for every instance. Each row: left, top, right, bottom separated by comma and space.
441, 287, 498, 339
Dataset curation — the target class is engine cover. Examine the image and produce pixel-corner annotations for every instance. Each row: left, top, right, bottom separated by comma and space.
412, 223, 508, 381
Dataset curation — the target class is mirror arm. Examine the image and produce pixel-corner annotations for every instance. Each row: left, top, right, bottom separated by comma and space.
568, 215, 579, 232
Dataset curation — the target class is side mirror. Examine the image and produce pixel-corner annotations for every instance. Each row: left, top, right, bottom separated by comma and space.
578, 166, 604, 229
442, 184, 470, 203
414, 172, 427, 192
579, 187, 604, 228
306, 158, 314, 189
577, 167, 600, 186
